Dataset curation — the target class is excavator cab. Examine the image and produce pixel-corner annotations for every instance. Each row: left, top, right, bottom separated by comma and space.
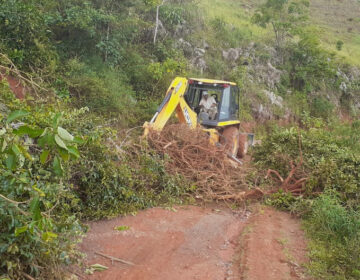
184, 79, 240, 127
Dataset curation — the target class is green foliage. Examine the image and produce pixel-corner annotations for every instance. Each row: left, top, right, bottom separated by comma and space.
336, 40, 344, 51
283, 28, 337, 93
68, 123, 191, 219
114, 225, 130, 231
307, 194, 360, 242
143, 0, 163, 6
208, 17, 251, 48
303, 194, 360, 279
253, 124, 360, 206
146, 57, 187, 96
254, 122, 360, 279
160, 5, 186, 27
0, 0, 191, 118
63, 58, 136, 116
266, 189, 296, 210
285, 91, 309, 117
310, 97, 334, 119
45, 1, 120, 60
207, 55, 228, 79
0, 0, 57, 72
252, 0, 309, 47
0, 87, 83, 279
0, 81, 192, 278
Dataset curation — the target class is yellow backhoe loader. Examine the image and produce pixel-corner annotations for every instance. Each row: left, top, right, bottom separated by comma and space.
143, 77, 254, 163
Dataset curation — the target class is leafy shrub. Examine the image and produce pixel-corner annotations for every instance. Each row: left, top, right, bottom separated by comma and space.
68, 123, 191, 220
310, 97, 334, 120
253, 125, 360, 207
207, 56, 228, 79
0, 85, 83, 279
285, 91, 310, 118
0, 0, 57, 72
336, 40, 344, 51
209, 17, 248, 48
63, 58, 136, 116
146, 57, 187, 95
284, 29, 337, 93
266, 190, 296, 210
160, 5, 186, 27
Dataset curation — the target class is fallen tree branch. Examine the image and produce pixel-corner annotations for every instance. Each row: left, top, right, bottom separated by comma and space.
0, 194, 29, 216
0, 53, 47, 94
22, 272, 36, 280
95, 252, 135, 266
265, 169, 284, 182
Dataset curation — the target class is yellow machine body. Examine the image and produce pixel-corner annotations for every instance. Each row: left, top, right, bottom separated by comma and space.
143, 77, 245, 158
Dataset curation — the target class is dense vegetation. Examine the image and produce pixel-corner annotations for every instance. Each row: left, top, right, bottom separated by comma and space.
253, 118, 360, 279
0, 82, 191, 279
0, 0, 360, 279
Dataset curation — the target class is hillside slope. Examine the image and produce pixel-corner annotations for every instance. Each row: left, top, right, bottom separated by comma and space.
191, 0, 360, 121
310, 0, 360, 65
199, 0, 360, 65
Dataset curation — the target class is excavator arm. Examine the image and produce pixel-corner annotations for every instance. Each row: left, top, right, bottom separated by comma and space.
143, 77, 198, 136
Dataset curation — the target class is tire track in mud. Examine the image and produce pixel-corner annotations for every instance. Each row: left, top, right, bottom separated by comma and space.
239, 207, 309, 280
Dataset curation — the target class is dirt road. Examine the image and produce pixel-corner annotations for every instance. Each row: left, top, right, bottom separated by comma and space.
79, 205, 308, 280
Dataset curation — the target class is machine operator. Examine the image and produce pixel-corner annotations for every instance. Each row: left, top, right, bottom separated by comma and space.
199, 91, 217, 120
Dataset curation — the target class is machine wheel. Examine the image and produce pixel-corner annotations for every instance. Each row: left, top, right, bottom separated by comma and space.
221, 126, 240, 157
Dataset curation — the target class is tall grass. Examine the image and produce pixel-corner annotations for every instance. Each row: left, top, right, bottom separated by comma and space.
197, 0, 270, 44
304, 194, 360, 279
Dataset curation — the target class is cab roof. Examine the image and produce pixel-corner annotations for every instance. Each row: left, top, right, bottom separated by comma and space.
189, 78, 236, 86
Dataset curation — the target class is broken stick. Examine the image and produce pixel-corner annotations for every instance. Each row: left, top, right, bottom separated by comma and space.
95, 252, 135, 266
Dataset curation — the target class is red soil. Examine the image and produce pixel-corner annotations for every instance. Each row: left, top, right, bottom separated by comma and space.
0, 74, 26, 99
78, 206, 309, 280
240, 207, 309, 280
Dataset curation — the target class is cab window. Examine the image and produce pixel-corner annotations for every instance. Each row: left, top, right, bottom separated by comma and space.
219, 86, 239, 121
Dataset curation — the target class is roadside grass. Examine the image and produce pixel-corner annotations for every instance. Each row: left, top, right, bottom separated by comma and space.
303, 194, 360, 279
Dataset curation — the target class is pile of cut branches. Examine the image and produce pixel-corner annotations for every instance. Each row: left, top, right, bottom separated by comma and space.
147, 124, 252, 201
146, 124, 309, 202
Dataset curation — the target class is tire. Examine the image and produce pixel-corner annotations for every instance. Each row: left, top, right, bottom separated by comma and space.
221, 126, 240, 157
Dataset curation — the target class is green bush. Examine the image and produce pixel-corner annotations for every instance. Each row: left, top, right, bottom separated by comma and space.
336, 40, 344, 51
0, 0, 57, 72
68, 123, 191, 220
62, 58, 136, 117
283, 29, 337, 93
209, 17, 248, 48
253, 125, 360, 207
310, 97, 334, 120
0, 85, 83, 279
266, 190, 296, 210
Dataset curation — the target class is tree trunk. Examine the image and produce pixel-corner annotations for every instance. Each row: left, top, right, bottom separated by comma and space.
154, 0, 166, 44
